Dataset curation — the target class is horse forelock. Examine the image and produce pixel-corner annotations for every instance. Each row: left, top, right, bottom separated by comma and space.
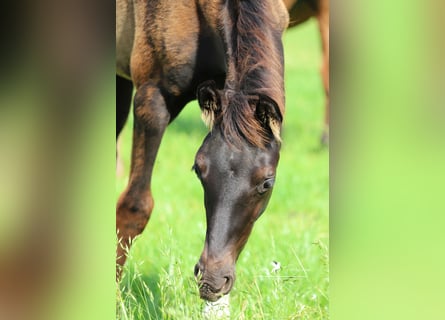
219, 90, 268, 148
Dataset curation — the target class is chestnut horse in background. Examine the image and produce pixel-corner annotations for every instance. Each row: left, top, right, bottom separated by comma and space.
116, 0, 289, 301
284, 0, 329, 144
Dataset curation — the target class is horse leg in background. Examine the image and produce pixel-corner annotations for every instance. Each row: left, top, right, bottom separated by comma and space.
116, 83, 170, 276
117, 75, 133, 139
318, 0, 329, 145
116, 75, 133, 177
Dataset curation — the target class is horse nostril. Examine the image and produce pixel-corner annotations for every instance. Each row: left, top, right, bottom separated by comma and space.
222, 276, 233, 293
194, 264, 202, 278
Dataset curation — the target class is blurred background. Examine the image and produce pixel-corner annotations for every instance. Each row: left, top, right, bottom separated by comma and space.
1, 0, 444, 319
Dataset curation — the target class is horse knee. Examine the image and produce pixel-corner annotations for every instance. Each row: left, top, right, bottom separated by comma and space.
117, 191, 154, 236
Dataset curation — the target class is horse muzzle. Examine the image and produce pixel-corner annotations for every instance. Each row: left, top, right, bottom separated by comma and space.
194, 261, 235, 302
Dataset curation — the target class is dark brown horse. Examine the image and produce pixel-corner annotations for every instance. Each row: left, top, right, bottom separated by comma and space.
285, 0, 329, 144
116, 0, 289, 301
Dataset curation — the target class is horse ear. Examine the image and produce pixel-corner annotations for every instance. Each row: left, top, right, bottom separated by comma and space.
255, 97, 283, 143
197, 80, 220, 130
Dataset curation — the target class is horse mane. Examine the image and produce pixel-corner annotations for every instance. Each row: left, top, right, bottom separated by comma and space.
218, 0, 287, 148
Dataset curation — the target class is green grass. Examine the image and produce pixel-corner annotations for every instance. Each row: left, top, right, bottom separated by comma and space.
116, 20, 328, 319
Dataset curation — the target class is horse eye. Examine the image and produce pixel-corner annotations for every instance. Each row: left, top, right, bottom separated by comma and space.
192, 164, 201, 177
257, 178, 275, 194
263, 179, 274, 189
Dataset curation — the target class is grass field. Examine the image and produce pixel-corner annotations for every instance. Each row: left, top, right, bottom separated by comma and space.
116, 20, 329, 319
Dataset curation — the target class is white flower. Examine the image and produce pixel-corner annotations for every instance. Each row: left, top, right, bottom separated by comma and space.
271, 260, 281, 273
202, 294, 230, 320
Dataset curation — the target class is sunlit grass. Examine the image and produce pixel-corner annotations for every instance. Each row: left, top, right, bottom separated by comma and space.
116, 20, 328, 319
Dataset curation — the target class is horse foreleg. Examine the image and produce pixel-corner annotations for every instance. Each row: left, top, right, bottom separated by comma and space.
116, 84, 170, 277
318, 0, 329, 145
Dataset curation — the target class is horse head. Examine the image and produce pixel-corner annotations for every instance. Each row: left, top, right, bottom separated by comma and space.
193, 81, 282, 301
